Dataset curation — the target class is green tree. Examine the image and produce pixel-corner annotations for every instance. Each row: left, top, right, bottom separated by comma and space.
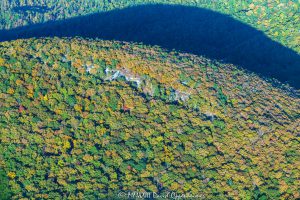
0, 168, 11, 200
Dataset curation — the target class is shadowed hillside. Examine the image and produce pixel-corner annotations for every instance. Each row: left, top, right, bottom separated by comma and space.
0, 4, 299, 88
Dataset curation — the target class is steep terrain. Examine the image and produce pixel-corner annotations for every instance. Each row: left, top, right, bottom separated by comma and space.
0, 38, 299, 199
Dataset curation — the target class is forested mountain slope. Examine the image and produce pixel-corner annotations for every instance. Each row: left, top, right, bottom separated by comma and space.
1, 5, 300, 89
0, 38, 299, 199
0, 0, 299, 53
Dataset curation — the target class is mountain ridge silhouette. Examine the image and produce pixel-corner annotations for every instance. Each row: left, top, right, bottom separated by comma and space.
1, 4, 299, 88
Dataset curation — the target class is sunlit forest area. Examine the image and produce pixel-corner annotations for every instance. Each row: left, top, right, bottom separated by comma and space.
0, 0, 299, 199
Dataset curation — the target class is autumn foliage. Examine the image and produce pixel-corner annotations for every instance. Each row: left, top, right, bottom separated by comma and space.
0, 38, 299, 199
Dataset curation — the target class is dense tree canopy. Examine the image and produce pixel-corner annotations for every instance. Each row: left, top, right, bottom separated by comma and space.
0, 38, 299, 199
1, 1, 299, 199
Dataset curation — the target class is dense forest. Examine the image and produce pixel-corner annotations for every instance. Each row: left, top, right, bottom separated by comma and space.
0, 0, 299, 199
0, 38, 299, 199
0, 0, 299, 53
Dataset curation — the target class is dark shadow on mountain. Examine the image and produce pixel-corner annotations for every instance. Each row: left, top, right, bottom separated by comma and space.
0, 4, 299, 88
